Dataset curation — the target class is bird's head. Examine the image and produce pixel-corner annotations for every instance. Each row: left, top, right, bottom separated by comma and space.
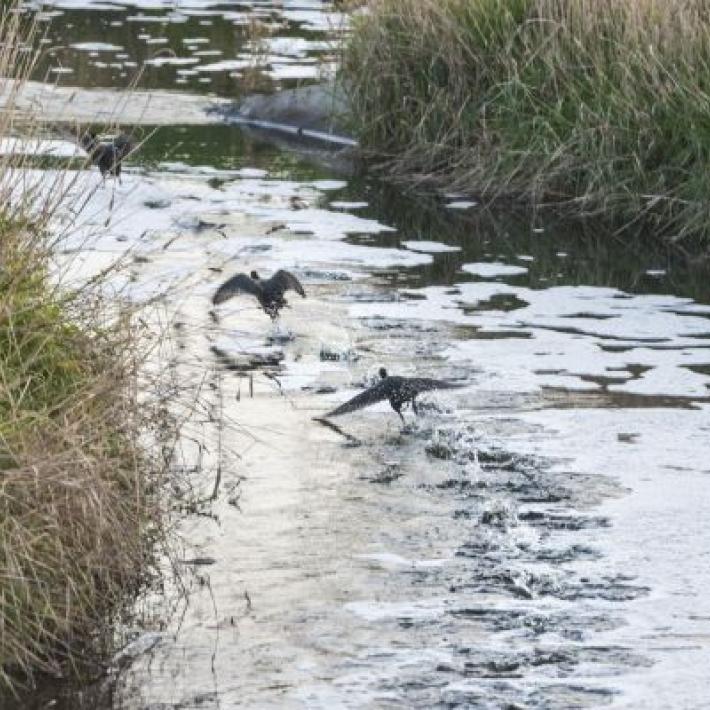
79, 130, 97, 150
379, 367, 388, 379
250, 270, 260, 280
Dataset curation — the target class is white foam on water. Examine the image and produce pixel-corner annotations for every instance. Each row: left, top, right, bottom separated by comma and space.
348, 281, 710, 398
255, 36, 332, 58
345, 597, 451, 623
500, 405, 710, 709
266, 62, 331, 81
2, 164, 423, 304
282, 8, 347, 32
0, 137, 82, 157
329, 201, 368, 210
144, 56, 199, 66
355, 552, 450, 570
446, 200, 477, 209
198, 58, 252, 72
401, 240, 461, 253
462, 261, 529, 277
70, 41, 123, 51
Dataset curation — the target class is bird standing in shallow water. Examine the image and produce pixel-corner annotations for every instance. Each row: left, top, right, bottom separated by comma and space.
79, 131, 133, 183
325, 367, 463, 424
212, 269, 306, 320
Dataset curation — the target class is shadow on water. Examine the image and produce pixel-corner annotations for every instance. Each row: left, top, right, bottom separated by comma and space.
137, 123, 337, 177
335, 184, 710, 302
137, 122, 355, 177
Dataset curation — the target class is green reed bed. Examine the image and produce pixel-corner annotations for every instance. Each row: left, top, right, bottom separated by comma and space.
342, 0, 710, 242
0, 3, 169, 692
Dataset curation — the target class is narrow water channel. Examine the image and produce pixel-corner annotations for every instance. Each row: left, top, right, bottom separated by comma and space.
9, 2, 710, 708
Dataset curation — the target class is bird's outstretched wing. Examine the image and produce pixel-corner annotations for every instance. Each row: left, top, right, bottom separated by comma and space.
212, 273, 262, 305
326, 380, 391, 417
270, 270, 306, 297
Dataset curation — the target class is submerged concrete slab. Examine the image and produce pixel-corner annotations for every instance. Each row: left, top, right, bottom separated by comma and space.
230, 82, 350, 138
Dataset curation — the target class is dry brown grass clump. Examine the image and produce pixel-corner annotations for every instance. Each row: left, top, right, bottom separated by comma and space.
342, 0, 710, 241
0, 1, 171, 690
0, 248, 162, 686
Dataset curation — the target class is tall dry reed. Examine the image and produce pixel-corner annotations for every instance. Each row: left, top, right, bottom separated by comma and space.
0, 1, 173, 691
342, 0, 710, 241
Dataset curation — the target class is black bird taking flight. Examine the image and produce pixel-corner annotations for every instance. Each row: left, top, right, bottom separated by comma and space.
212, 269, 306, 319
80, 131, 134, 182
325, 368, 463, 424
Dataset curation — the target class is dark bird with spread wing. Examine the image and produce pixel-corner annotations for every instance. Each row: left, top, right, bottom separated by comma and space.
325, 367, 463, 424
212, 269, 306, 319
80, 130, 134, 183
